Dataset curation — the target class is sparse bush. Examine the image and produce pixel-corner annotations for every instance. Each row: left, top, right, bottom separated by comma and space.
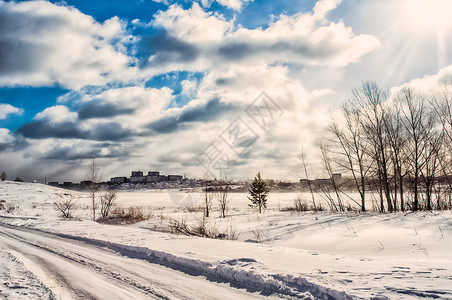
53, 193, 76, 218
215, 187, 230, 218
281, 197, 309, 212
183, 203, 204, 213
169, 216, 239, 240
100, 206, 151, 224
251, 229, 270, 243
0, 172, 6, 181
267, 219, 278, 226
6, 205, 15, 214
204, 183, 214, 218
99, 190, 117, 219
0, 199, 6, 210
281, 196, 325, 212
227, 225, 240, 240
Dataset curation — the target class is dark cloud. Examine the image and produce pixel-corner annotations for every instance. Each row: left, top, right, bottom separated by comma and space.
217, 43, 251, 60
44, 147, 101, 160
18, 121, 88, 139
148, 98, 236, 134
135, 26, 353, 69
89, 122, 132, 141
0, 133, 28, 152
17, 120, 132, 141
215, 39, 339, 65
43, 145, 129, 160
0, 142, 10, 152
0, 10, 65, 35
0, 9, 65, 75
78, 100, 135, 119
179, 97, 234, 122
139, 32, 199, 67
148, 116, 180, 134
0, 39, 44, 74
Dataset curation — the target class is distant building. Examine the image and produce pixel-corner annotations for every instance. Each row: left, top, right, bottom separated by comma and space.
111, 177, 127, 184
146, 171, 160, 183
299, 179, 310, 188
48, 182, 59, 187
80, 180, 93, 188
159, 175, 168, 182
146, 175, 159, 183
131, 171, 143, 177
130, 171, 146, 184
314, 178, 331, 187
332, 173, 342, 185
168, 175, 183, 182
130, 176, 146, 183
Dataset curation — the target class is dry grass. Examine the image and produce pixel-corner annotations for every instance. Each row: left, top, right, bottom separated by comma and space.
169, 216, 240, 240
99, 206, 151, 224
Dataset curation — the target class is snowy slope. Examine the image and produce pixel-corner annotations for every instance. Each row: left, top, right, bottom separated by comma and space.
1, 181, 451, 299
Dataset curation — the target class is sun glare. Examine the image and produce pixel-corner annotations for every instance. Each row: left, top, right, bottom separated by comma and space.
404, 0, 452, 32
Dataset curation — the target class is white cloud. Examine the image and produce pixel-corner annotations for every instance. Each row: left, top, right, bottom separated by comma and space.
0, 1, 135, 90
181, 79, 198, 97
215, 0, 252, 10
311, 89, 335, 98
0, 104, 23, 119
153, 64, 332, 179
0, 128, 14, 144
393, 64, 452, 93
148, 0, 380, 75
313, 0, 342, 20
34, 106, 78, 123
153, 3, 233, 43
74, 86, 174, 126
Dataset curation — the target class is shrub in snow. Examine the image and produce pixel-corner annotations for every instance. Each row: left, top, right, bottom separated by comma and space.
53, 193, 76, 218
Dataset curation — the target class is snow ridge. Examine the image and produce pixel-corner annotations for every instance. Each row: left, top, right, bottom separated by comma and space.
45, 230, 355, 299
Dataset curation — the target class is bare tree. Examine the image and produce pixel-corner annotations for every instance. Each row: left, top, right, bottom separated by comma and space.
398, 88, 435, 211
53, 193, 76, 218
298, 149, 317, 210
328, 102, 372, 212
100, 189, 117, 219
384, 100, 409, 211
352, 82, 393, 212
432, 84, 452, 198
204, 180, 213, 217
87, 158, 101, 220
319, 143, 344, 211
433, 84, 452, 143
319, 82, 452, 212
215, 186, 229, 218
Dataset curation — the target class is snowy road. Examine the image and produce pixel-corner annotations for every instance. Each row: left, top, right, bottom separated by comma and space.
0, 224, 275, 300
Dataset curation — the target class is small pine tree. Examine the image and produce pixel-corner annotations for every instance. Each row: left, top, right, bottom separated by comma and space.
248, 172, 269, 213
0, 172, 6, 181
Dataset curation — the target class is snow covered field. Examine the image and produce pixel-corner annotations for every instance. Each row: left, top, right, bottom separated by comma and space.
1, 181, 451, 299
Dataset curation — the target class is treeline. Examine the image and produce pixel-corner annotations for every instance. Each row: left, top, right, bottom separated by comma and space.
320, 81, 452, 212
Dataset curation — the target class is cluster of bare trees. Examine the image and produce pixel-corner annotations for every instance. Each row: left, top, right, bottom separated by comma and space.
323, 81, 452, 212
203, 181, 230, 218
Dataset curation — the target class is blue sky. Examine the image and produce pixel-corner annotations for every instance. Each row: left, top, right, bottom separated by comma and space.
1, 0, 452, 182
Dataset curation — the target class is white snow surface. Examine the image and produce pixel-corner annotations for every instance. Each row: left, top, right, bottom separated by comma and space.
1, 181, 451, 299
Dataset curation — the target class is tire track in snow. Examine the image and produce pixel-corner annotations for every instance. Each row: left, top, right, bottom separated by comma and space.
1, 224, 354, 299
0, 223, 276, 299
